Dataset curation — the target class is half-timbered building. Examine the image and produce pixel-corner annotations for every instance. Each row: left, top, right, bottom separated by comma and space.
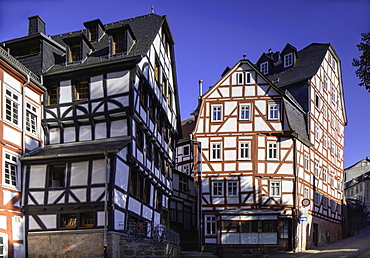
0, 46, 44, 258
2, 13, 181, 257
170, 118, 198, 250
192, 43, 346, 255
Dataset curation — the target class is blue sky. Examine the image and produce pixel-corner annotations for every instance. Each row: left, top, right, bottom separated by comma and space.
0, 0, 369, 168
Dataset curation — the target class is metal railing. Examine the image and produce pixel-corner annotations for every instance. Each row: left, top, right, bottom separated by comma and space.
0, 46, 42, 85
125, 222, 180, 245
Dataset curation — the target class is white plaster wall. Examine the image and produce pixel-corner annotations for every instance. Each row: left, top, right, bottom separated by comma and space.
3, 190, 18, 205
29, 191, 44, 205
39, 214, 56, 229
25, 136, 39, 150
92, 160, 105, 184
48, 190, 64, 204
71, 189, 86, 202
79, 125, 92, 141
70, 162, 89, 186
59, 80, 72, 103
3, 71, 21, 91
0, 215, 6, 229
95, 122, 107, 139
97, 211, 105, 227
115, 159, 129, 191
12, 216, 23, 240
49, 128, 60, 144
142, 205, 153, 221
111, 120, 127, 137
64, 127, 75, 143
114, 189, 127, 208
90, 75, 104, 99
91, 187, 104, 202
114, 209, 125, 230
107, 70, 129, 96
128, 197, 141, 215
29, 165, 47, 188
13, 243, 24, 258
3, 126, 21, 146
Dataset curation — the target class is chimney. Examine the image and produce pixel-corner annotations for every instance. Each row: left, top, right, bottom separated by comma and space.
28, 16, 46, 36
198, 80, 203, 99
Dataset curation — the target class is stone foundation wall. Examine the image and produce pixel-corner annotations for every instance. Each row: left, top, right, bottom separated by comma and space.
107, 232, 180, 258
28, 231, 105, 257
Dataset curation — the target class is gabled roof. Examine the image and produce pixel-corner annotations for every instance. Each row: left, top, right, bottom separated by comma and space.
269, 43, 330, 87
45, 14, 172, 74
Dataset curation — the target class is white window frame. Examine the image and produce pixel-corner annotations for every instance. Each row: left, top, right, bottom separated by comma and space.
205, 215, 216, 235
211, 143, 222, 161
3, 151, 19, 189
260, 62, 268, 75
284, 53, 293, 67
236, 72, 244, 85
304, 154, 310, 171
267, 142, 279, 160
246, 72, 252, 84
4, 87, 20, 127
304, 186, 309, 198
324, 76, 328, 91
212, 181, 223, 196
26, 101, 38, 136
0, 233, 8, 258
211, 105, 222, 122
227, 181, 238, 196
238, 141, 250, 160
268, 103, 279, 120
239, 104, 251, 121
323, 134, 327, 148
270, 180, 281, 197
323, 168, 327, 183
314, 161, 319, 177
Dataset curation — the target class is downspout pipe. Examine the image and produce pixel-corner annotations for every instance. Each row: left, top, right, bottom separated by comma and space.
21, 74, 30, 258
104, 151, 110, 257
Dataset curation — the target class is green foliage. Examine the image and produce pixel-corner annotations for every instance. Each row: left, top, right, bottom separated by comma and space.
352, 32, 370, 92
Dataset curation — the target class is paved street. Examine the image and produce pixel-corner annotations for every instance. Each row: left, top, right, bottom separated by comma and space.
270, 225, 370, 258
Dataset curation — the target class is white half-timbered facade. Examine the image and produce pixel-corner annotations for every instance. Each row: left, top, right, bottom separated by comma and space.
192, 43, 346, 255
0, 46, 44, 258
3, 14, 181, 256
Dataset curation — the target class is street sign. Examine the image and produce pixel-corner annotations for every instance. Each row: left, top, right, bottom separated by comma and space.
302, 198, 310, 207
299, 217, 308, 221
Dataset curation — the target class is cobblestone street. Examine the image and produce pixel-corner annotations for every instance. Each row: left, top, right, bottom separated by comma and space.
271, 225, 370, 258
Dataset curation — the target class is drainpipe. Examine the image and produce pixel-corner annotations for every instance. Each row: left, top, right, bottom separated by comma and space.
21, 75, 30, 258
292, 138, 298, 252
104, 151, 110, 257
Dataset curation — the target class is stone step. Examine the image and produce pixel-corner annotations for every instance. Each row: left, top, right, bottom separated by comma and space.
179, 251, 218, 258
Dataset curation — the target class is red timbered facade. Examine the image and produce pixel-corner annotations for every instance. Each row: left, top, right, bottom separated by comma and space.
192, 43, 346, 255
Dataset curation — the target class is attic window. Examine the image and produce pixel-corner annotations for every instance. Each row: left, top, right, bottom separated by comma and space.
69, 43, 81, 62
284, 53, 293, 67
260, 62, 268, 75
113, 34, 126, 54
89, 26, 98, 42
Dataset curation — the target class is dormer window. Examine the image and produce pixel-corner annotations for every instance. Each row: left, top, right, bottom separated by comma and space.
84, 19, 104, 42
107, 26, 135, 56
260, 62, 268, 75
284, 53, 293, 67
113, 34, 125, 54
89, 26, 98, 42
69, 43, 81, 62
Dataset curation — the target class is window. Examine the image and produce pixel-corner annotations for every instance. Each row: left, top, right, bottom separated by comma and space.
4, 153, 18, 187
323, 134, 327, 148
69, 43, 81, 62
324, 76, 329, 92
179, 177, 188, 192
154, 58, 160, 82
0, 234, 7, 258
89, 26, 98, 42
26, 102, 38, 135
332, 88, 337, 103
82, 213, 94, 227
236, 72, 244, 85
20, 46, 40, 56
315, 125, 320, 141
113, 34, 126, 54
304, 154, 310, 171
212, 181, 223, 196
279, 220, 289, 238
314, 192, 320, 205
227, 181, 238, 196
205, 215, 216, 235
49, 86, 58, 105
162, 72, 167, 96
267, 142, 278, 160
211, 143, 222, 160
314, 161, 319, 177
323, 168, 327, 183
62, 214, 77, 228
49, 165, 65, 187
260, 62, 268, 75
284, 53, 293, 67
146, 135, 152, 158
270, 181, 280, 197
136, 127, 144, 151
304, 186, 309, 198
5, 89, 19, 126
239, 104, 251, 121
323, 104, 327, 119
183, 146, 190, 156
246, 72, 252, 84
211, 105, 222, 122
239, 141, 250, 160
183, 165, 190, 175
268, 103, 279, 120
76, 80, 89, 100
315, 94, 321, 109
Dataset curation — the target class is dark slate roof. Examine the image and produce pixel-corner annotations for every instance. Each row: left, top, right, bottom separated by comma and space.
269, 43, 330, 88
45, 14, 169, 74
283, 97, 311, 146
344, 157, 370, 182
178, 118, 196, 144
20, 136, 130, 161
